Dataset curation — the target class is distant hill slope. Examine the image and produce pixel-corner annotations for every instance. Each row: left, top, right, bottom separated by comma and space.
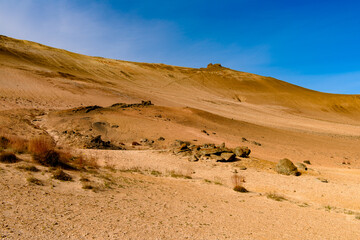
1, 35, 360, 125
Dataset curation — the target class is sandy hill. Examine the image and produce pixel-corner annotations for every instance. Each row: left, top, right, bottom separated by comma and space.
1, 35, 360, 121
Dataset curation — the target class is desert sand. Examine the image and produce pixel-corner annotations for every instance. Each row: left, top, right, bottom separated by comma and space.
1, 35, 360, 239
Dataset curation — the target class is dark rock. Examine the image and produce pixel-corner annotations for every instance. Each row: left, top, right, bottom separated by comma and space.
201, 130, 209, 135
132, 141, 141, 146
0, 152, 19, 163
158, 137, 165, 141
85, 135, 124, 150
275, 158, 300, 176
141, 100, 152, 106
252, 141, 262, 146
111, 100, 153, 109
111, 125, 119, 128
303, 160, 311, 165
73, 105, 102, 113
241, 137, 248, 142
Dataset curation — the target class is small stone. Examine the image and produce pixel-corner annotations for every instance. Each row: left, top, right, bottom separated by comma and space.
317, 177, 328, 183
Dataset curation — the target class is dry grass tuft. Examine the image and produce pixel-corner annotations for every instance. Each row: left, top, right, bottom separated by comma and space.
266, 192, 287, 201
27, 177, 43, 185
231, 174, 248, 192
169, 170, 192, 179
52, 169, 72, 181
9, 136, 28, 153
0, 135, 28, 153
17, 165, 40, 172
72, 155, 99, 169
28, 136, 54, 155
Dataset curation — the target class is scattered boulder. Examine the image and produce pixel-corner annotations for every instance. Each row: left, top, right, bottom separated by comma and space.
131, 141, 141, 146
219, 152, 236, 162
210, 154, 223, 161
233, 146, 251, 158
173, 140, 190, 147
140, 138, 154, 145
85, 135, 124, 150
174, 143, 192, 155
198, 148, 223, 156
173, 140, 251, 163
303, 160, 311, 165
296, 163, 308, 171
275, 158, 300, 176
158, 137, 165, 141
201, 130, 209, 135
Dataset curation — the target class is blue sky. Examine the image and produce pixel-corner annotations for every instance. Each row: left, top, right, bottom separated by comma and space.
0, 0, 359, 94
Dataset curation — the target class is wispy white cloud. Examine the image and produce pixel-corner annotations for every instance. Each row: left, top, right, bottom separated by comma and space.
0, 0, 178, 60
0, 0, 270, 69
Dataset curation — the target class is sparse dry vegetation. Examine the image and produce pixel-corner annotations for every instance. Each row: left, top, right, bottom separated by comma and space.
17, 165, 40, 172
52, 169, 72, 181
169, 170, 192, 179
231, 174, 247, 192
28, 136, 54, 155
27, 177, 43, 185
9, 136, 28, 153
266, 192, 287, 201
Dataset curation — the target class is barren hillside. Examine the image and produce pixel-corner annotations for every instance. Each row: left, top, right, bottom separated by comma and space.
1, 36, 360, 240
